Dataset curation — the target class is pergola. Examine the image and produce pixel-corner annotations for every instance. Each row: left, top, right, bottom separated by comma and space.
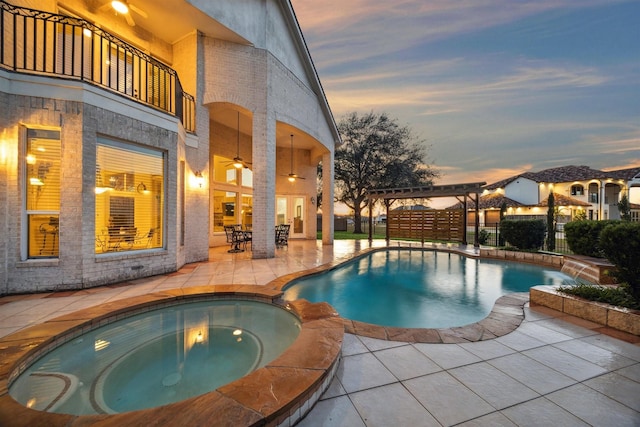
366, 182, 486, 247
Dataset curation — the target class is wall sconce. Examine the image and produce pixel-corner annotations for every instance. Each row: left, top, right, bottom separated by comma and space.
310, 196, 316, 205
137, 182, 150, 195
194, 171, 204, 188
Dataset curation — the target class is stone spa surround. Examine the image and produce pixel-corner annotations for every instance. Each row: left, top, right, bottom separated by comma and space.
0, 286, 344, 427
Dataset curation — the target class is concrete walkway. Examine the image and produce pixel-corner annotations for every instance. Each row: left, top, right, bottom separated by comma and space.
1, 240, 639, 426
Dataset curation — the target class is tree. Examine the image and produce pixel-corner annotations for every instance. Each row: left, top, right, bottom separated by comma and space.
618, 192, 631, 221
334, 112, 439, 233
546, 192, 556, 251
498, 201, 507, 246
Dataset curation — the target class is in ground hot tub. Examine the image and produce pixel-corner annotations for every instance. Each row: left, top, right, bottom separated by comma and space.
10, 299, 301, 415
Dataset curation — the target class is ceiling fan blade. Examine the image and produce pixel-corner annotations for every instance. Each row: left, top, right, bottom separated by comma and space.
124, 12, 135, 26
286, 173, 305, 180
99, 2, 112, 12
130, 4, 148, 18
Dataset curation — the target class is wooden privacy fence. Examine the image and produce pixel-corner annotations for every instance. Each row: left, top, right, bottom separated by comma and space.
387, 209, 465, 242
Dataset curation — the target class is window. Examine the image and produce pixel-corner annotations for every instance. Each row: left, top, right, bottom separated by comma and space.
24, 128, 61, 258
212, 155, 253, 231
95, 138, 164, 253
570, 185, 584, 196
588, 183, 598, 203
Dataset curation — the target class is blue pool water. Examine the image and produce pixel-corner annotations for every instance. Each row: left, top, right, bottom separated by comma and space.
9, 299, 301, 415
284, 249, 572, 329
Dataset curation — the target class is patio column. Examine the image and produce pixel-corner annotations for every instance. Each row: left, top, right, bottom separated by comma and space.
322, 150, 334, 245
251, 110, 276, 258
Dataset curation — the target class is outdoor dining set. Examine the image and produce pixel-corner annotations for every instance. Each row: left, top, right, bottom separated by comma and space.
224, 224, 290, 253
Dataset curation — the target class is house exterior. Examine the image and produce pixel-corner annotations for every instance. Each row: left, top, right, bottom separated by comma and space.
452, 165, 640, 226
0, 0, 339, 294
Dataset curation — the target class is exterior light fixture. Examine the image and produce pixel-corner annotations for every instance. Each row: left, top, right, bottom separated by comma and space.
137, 182, 150, 194
194, 170, 204, 188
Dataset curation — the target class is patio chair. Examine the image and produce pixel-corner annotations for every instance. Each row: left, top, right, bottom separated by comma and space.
275, 224, 290, 248
224, 224, 247, 252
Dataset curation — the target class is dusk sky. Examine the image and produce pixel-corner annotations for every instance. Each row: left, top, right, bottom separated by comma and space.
291, 0, 640, 188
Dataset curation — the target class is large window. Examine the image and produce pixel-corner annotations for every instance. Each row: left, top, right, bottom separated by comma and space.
24, 128, 61, 258
95, 139, 164, 253
212, 155, 253, 231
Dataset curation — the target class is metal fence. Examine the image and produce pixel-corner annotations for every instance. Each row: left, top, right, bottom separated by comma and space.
475, 223, 572, 254
0, 1, 195, 132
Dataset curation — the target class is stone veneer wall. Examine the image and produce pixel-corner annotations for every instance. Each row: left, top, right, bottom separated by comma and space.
531, 286, 639, 336
479, 248, 564, 268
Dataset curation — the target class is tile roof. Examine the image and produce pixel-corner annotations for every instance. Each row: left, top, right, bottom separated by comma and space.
450, 191, 592, 210
447, 192, 525, 210
538, 193, 591, 207
485, 165, 636, 190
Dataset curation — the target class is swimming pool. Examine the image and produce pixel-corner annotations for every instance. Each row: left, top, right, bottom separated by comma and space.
284, 249, 572, 329
9, 299, 301, 415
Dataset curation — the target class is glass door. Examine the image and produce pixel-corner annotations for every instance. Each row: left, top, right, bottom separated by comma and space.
276, 195, 305, 238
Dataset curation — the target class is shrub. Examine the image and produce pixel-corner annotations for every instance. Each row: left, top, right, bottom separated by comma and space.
546, 193, 555, 251
477, 229, 491, 245
599, 222, 640, 300
499, 219, 546, 250
557, 283, 639, 310
564, 220, 619, 257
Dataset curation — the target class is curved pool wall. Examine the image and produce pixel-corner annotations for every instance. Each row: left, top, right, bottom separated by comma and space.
0, 286, 343, 427
271, 245, 561, 343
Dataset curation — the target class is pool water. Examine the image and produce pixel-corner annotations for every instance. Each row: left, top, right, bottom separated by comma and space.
9, 299, 301, 415
284, 249, 572, 329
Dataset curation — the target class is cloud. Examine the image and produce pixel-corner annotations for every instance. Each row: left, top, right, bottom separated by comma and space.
292, 0, 639, 186
292, 0, 629, 68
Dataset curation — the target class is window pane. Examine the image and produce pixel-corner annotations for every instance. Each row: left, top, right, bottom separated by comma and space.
213, 155, 237, 184
95, 139, 164, 253
241, 168, 253, 188
26, 128, 60, 258
241, 194, 253, 229
213, 190, 237, 232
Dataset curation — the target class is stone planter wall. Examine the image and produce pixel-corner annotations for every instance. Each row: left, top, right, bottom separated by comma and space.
530, 285, 639, 336
479, 249, 564, 269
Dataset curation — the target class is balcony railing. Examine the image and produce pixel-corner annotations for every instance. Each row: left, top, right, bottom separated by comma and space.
0, 1, 195, 132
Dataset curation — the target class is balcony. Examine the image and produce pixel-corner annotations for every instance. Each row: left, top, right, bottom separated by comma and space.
0, 1, 195, 132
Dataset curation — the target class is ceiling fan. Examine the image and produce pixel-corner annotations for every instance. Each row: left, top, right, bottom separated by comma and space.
226, 112, 251, 169
285, 134, 305, 182
104, 1, 148, 27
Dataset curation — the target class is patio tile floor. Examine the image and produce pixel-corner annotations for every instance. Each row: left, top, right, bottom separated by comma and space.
1, 240, 639, 426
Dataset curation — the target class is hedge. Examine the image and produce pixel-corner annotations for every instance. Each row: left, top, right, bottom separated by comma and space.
599, 222, 640, 299
499, 219, 546, 250
564, 220, 620, 257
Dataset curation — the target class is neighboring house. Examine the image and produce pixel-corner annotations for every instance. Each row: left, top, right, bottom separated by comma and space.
0, 0, 339, 294
450, 165, 640, 226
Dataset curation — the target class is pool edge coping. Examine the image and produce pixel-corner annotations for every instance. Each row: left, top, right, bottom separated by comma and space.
0, 285, 344, 427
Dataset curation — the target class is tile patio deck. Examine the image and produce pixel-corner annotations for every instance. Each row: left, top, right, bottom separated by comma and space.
0, 240, 639, 426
